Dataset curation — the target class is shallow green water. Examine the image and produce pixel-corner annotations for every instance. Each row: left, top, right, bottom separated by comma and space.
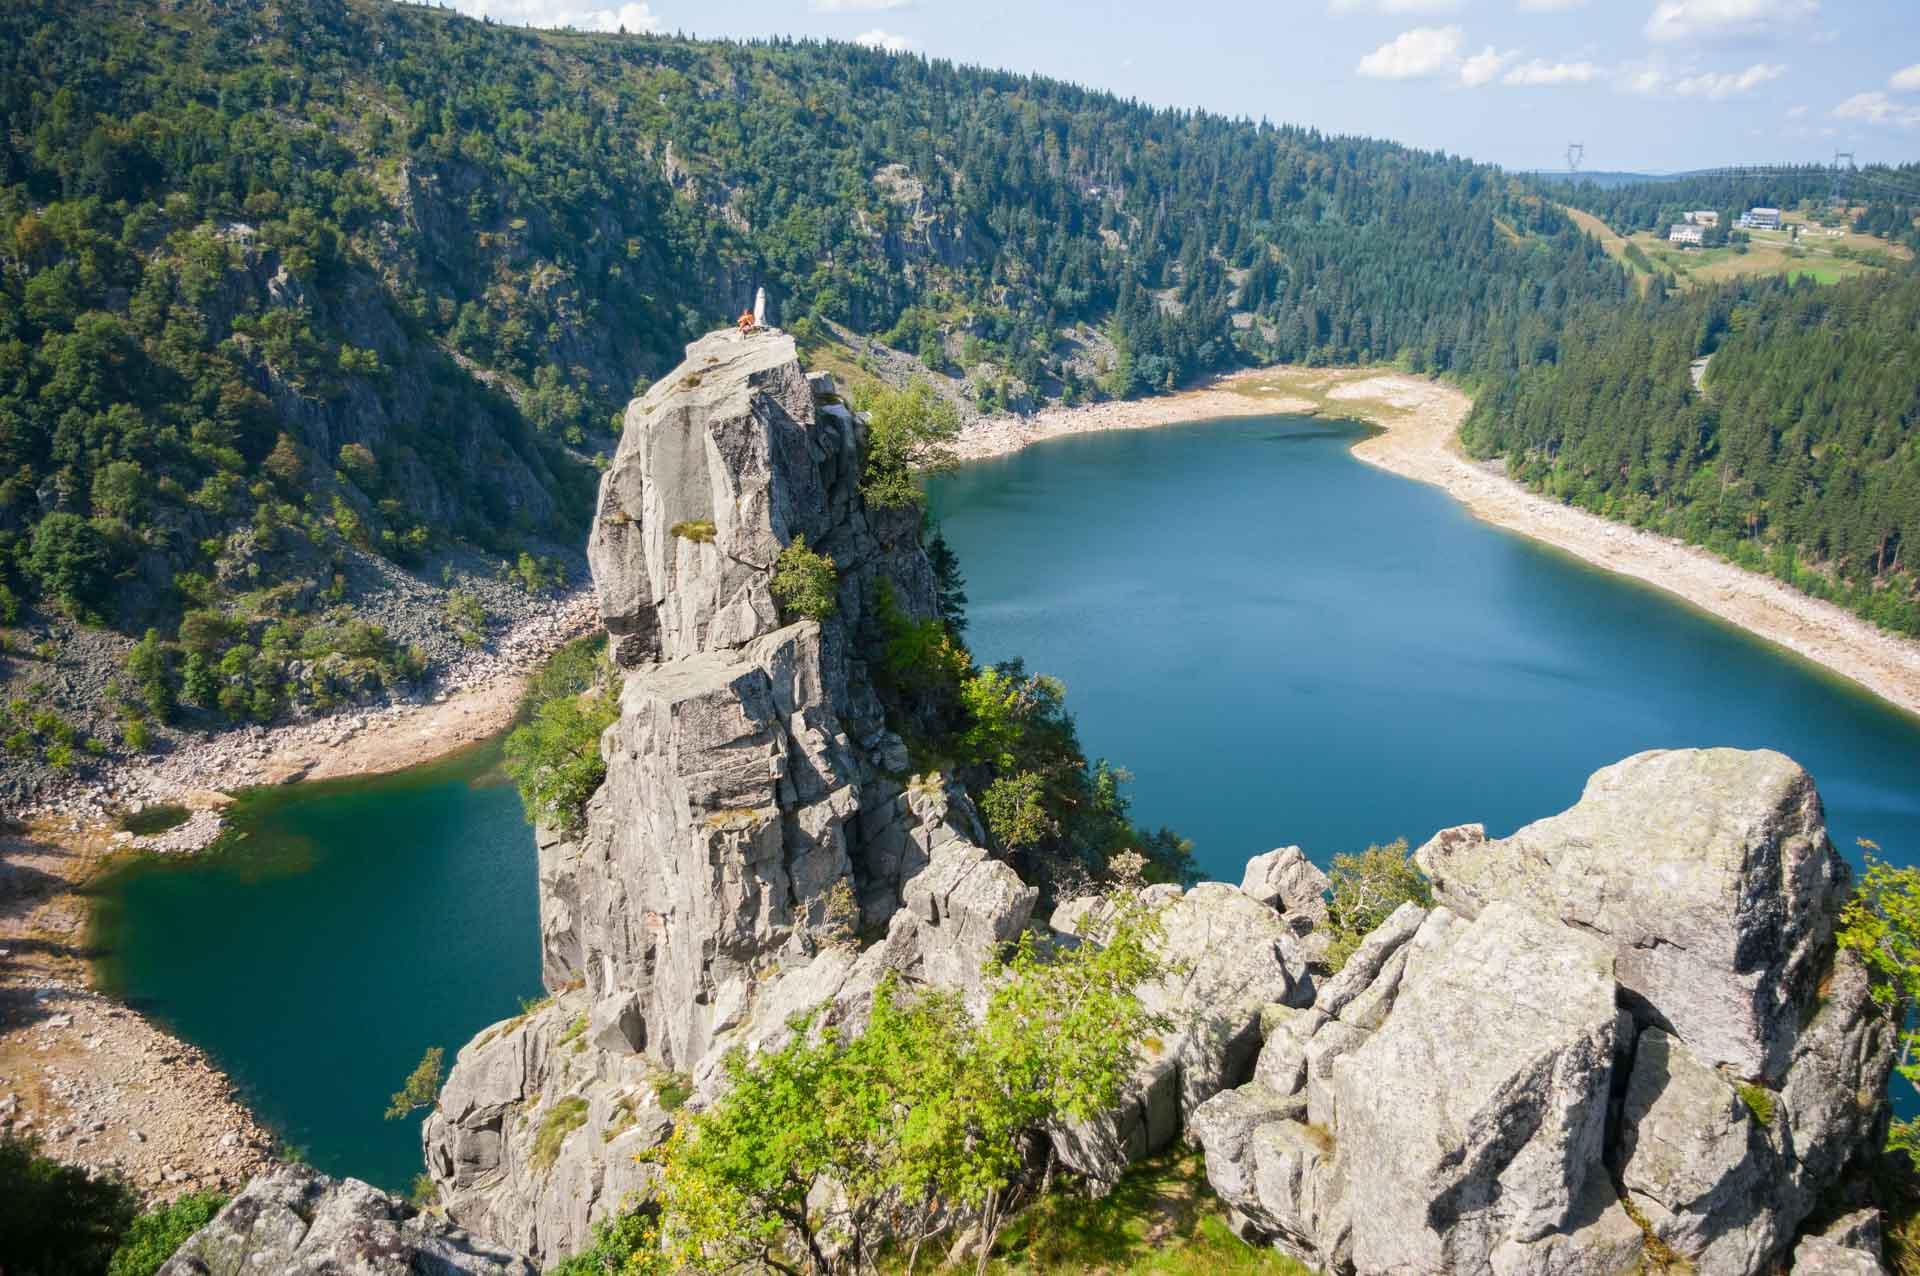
925, 415, 1920, 879
91, 739, 541, 1191
91, 410, 1920, 1190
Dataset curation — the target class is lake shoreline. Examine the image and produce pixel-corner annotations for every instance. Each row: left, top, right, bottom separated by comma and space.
1, 590, 596, 1201
26, 588, 599, 851
957, 366, 1920, 722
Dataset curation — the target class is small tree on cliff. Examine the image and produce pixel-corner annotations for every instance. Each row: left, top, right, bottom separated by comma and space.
1836, 842, 1920, 1160
384, 1047, 445, 1121
854, 380, 959, 510
770, 534, 838, 622
595, 887, 1168, 1275
1324, 838, 1432, 971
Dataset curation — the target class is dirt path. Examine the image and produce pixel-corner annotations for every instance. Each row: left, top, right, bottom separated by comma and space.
958, 367, 1920, 722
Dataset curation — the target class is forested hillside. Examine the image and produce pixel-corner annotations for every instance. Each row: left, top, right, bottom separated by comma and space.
1462, 272, 1920, 636
0, 0, 1633, 792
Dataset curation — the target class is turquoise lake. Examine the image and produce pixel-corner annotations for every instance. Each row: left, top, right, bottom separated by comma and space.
927, 416, 1920, 878
92, 411, 1920, 1189
91, 740, 542, 1191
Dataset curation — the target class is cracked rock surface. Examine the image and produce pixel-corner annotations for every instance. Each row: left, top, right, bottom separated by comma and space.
1193, 747, 1894, 1276
157, 1164, 536, 1275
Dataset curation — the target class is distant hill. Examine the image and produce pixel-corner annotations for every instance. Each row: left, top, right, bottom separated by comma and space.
0, 0, 1626, 793
0, 0, 1914, 799
1521, 170, 1676, 189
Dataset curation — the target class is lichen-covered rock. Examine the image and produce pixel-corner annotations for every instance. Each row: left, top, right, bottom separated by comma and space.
1793, 1235, 1889, 1276
1197, 749, 1893, 1276
1049, 882, 1315, 1183
1415, 747, 1841, 1081
158, 1163, 535, 1275
1240, 845, 1331, 933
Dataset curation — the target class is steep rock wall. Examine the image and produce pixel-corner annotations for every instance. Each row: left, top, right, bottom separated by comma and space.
422, 330, 1036, 1259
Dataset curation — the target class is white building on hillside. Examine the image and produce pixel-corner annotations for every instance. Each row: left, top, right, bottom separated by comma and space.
1669, 223, 1706, 246
1741, 207, 1782, 230
1684, 210, 1720, 227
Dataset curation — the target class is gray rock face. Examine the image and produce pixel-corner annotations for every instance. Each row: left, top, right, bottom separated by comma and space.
158, 1164, 535, 1275
1240, 846, 1330, 932
1195, 749, 1894, 1276
426, 331, 1029, 1264
1049, 882, 1316, 1183
1415, 748, 1841, 1081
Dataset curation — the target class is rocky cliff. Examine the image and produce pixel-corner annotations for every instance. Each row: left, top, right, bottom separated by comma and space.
417, 329, 1897, 1275
1192, 748, 1895, 1276
423, 329, 1037, 1258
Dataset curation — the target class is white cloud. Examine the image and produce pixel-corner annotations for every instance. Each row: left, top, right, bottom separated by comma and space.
1330, 0, 1463, 13
810, 0, 913, 11
1619, 61, 1667, 93
1833, 90, 1920, 128
445, 0, 661, 32
1460, 45, 1517, 87
1671, 61, 1785, 97
1645, 0, 1818, 44
853, 27, 916, 52
1503, 57, 1600, 85
1356, 25, 1464, 79
1892, 63, 1920, 92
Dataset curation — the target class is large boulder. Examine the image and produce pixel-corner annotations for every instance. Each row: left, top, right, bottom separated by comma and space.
1415, 748, 1841, 1081
1195, 749, 1894, 1276
1240, 845, 1331, 932
158, 1164, 535, 1275
1194, 903, 1645, 1275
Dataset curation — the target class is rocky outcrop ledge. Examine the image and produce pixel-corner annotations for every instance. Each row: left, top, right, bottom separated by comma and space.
157, 1164, 535, 1274
1192, 748, 1895, 1276
404, 328, 1896, 1275
424, 329, 1033, 1259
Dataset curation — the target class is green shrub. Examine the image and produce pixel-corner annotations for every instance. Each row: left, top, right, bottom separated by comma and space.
531, 1097, 590, 1171
653, 1070, 693, 1113
0, 1135, 140, 1276
517, 636, 607, 715
544, 1206, 660, 1275
1323, 838, 1431, 971
979, 770, 1056, 852
444, 589, 487, 647
853, 379, 960, 510
769, 534, 838, 622
106, 1190, 226, 1276
504, 689, 619, 831
502, 552, 565, 594
668, 519, 715, 543
1734, 1081, 1775, 1126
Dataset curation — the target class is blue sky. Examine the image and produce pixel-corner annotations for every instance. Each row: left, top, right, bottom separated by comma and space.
445, 0, 1920, 172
